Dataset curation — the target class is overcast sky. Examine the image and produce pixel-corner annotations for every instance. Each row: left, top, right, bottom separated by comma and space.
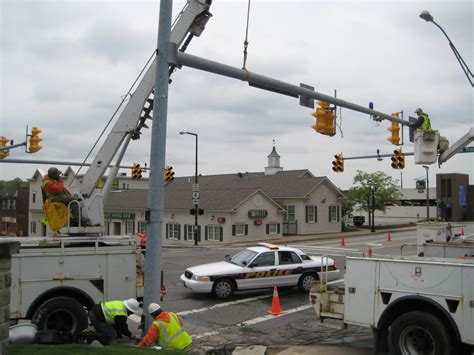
1, 0, 472, 190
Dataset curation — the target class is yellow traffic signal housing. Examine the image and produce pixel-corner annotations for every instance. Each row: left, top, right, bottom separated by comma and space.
391, 148, 405, 169
132, 163, 142, 179
311, 101, 336, 136
28, 127, 42, 153
0, 136, 9, 159
164, 165, 175, 182
332, 153, 344, 172
387, 114, 400, 145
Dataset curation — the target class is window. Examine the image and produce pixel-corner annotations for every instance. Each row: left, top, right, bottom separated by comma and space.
184, 224, 194, 242
283, 206, 295, 222
167, 223, 180, 240
125, 220, 135, 235
32, 193, 36, 204
105, 222, 110, 235
278, 251, 302, 265
329, 205, 340, 222
137, 221, 147, 234
305, 205, 317, 223
266, 223, 279, 235
10, 199, 16, 209
252, 252, 275, 267
232, 223, 248, 237
441, 179, 452, 198
30, 221, 36, 234
206, 225, 222, 241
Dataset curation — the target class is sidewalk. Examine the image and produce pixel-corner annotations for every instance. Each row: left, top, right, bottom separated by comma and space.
228, 344, 372, 355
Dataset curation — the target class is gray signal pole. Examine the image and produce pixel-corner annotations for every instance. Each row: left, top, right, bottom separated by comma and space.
143, 0, 172, 330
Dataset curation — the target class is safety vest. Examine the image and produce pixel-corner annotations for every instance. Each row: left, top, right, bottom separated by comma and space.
420, 114, 432, 130
101, 301, 128, 325
41, 176, 68, 200
154, 312, 192, 350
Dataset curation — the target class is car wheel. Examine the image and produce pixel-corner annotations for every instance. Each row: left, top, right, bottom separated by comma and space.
32, 296, 88, 335
212, 278, 234, 300
298, 273, 318, 292
388, 311, 453, 355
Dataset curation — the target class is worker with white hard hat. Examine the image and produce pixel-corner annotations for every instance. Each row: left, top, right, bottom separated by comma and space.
139, 302, 192, 350
88, 298, 139, 344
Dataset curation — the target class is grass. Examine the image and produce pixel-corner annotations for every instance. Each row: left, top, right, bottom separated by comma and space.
6, 344, 185, 355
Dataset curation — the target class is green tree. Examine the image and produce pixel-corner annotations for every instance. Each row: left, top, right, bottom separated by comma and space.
0, 178, 28, 189
345, 170, 402, 217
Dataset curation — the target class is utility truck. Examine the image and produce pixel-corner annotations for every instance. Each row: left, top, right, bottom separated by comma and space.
8, 0, 213, 335
310, 255, 474, 354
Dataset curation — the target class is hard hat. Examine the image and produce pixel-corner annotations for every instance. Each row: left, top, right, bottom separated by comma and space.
415, 108, 423, 114
148, 303, 161, 314
47, 167, 62, 179
123, 298, 139, 313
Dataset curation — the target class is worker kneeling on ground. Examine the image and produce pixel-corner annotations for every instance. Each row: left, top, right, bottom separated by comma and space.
88, 298, 139, 344
139, 303, 192, 351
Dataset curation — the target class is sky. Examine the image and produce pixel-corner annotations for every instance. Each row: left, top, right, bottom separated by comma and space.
1, 0, 472, 190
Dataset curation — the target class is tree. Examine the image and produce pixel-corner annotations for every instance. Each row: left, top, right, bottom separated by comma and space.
345, 170, 402, 224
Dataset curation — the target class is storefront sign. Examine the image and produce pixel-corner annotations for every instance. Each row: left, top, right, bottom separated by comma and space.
248, 210, 268, 218
104, 212, 135, 220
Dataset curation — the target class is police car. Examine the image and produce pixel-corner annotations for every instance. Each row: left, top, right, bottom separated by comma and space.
180, 243, 340, 299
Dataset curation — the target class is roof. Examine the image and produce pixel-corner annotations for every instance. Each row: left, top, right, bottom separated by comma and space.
105, 170, 344, 211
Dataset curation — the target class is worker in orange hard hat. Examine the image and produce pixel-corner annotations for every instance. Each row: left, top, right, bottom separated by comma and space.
415, 108, 432, 131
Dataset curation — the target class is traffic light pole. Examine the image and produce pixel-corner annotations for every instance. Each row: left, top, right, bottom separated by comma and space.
173, 52, 419, 126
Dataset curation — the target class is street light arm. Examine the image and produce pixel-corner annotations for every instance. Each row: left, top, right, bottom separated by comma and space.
431, 20, 473, 86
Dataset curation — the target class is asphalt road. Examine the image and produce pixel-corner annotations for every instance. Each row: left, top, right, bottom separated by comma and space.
133, 230, 422, 351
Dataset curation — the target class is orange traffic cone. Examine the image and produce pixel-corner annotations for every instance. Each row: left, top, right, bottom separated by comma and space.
461, 227, 465, 236
340, 237, 346, 247
268, 286, 285, 315
368, 245, 373, 257
387, 231, 392, 241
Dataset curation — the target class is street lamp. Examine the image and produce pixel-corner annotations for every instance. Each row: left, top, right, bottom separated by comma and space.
179, 131, 199, 246
419, 10, 473, 87
422, 165, 430, 221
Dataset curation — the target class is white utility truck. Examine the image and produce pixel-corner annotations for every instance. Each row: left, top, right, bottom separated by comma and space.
8, 0, 213, 335
310, 256, 474, 354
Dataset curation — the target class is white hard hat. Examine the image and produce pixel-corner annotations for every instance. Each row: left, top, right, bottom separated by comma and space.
123, 298, 139, 313
148, 303, 161, 314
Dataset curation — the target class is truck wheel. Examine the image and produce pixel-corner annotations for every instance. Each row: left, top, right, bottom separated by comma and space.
32, 296, 88, 335
298, 273, 318, 292
388, 311, 452, 355
212, 278, 234, 300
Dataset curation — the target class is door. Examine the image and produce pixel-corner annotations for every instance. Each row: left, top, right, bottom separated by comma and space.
238, 251, 277, 290
276, 250, 304, 286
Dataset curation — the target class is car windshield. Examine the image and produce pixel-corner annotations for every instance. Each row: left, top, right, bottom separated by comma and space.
230, 249, 258, 266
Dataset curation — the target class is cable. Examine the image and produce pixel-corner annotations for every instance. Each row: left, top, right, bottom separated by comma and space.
69, 50, 157, 186
242, 0, 251, 70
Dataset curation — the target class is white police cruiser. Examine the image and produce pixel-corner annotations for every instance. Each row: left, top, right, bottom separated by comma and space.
180, 243, 340, 299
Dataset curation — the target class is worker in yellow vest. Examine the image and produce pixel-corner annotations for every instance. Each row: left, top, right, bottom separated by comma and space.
139, 303, 192, 350
415, 108, 432, 131
88, 298, 139, 344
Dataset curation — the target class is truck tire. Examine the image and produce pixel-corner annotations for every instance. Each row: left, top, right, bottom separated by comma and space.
388, 311, 453, 355
32, 296, 88, 336
212, 278, 234, 300
298, 272, 318, 292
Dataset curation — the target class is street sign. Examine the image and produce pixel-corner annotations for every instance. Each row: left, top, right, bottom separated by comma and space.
461, 146, 474, 153
192, 191, 200, 199
192, 184, 200, 191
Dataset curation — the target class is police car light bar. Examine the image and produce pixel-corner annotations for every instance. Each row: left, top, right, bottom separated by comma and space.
257, 242, 279, 250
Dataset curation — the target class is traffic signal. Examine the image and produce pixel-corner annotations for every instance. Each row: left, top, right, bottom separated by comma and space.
131, 163, 142, 179
311, 100, 336, 136
391, 148, 405, 169
28, 127, 42, 153
164, 165, 175, 182
332, 153, 344, 172
0, 136, 9, 159
387, 114, 400, 145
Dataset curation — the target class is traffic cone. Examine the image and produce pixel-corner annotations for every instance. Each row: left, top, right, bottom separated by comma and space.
340, 236, 346, 247
368, 245, 373, 257
268, 286, 285, 315
387, 231, 392, 242
461, 227, 465, 236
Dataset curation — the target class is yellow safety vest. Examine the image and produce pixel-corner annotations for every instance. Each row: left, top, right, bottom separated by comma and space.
154, 312, 192, 350
41, 178, 68, 200
420, 114, 432, 130
101, 300, 127, 324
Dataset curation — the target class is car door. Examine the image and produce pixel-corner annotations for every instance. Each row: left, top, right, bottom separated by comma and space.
276, 250, 304, 286
238, 251, 277, 290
